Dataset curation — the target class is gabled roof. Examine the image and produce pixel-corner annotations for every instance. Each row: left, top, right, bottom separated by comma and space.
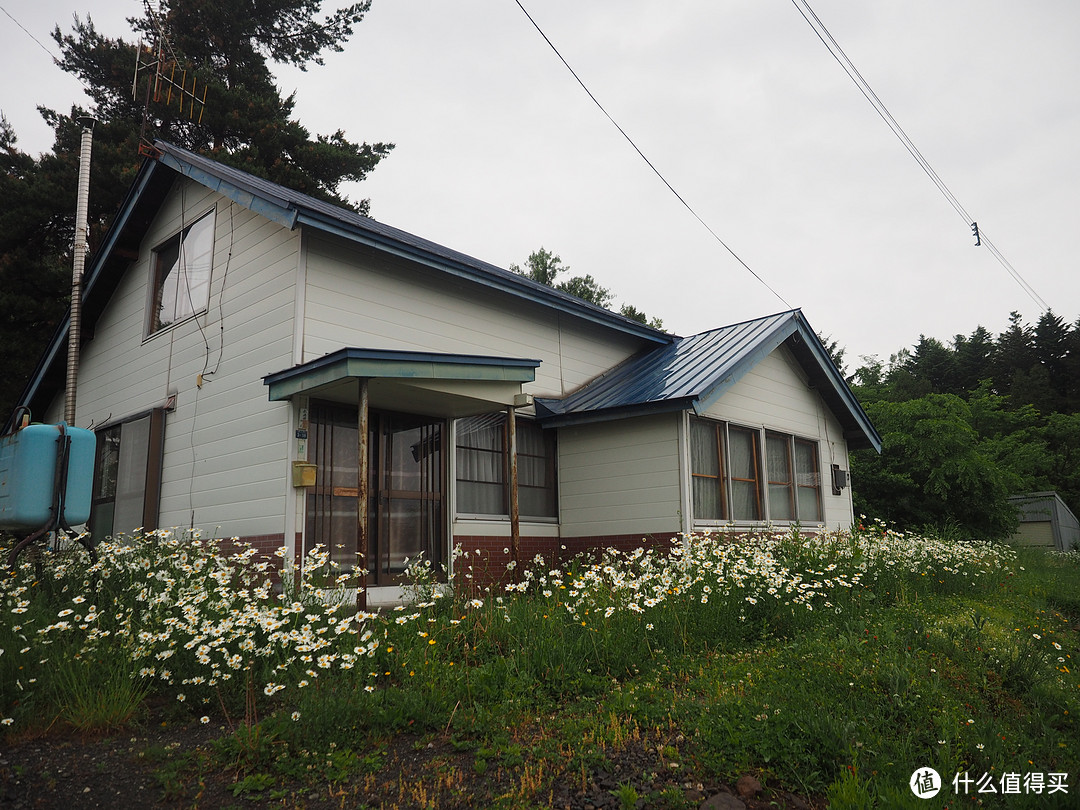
154, 142, 668, 341
11, 141, 668, 428
535, 309, 882, 451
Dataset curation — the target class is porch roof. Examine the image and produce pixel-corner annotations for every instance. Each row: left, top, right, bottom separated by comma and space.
263, 347, 540, 409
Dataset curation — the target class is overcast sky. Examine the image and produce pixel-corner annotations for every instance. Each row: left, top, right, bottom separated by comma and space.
3, 0, 1078, 367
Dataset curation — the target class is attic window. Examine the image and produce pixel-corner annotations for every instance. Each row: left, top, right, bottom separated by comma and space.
149, 210, 214, 334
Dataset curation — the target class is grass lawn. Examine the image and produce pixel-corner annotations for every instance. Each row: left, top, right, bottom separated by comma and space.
1, 523, 1078, 808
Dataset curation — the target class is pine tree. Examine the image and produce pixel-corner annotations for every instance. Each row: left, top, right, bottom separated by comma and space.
0, 0, 391, 419
992, 311, 1036, 403
1033, 310, 1070, 412
52, 0, 392, 212
953, 325, 995, 393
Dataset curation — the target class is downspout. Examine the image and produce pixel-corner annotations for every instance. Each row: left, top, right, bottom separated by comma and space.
65, 117, 95, 426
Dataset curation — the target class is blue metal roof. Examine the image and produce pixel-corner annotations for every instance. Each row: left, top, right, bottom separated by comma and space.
535, 309, 882, 451
155, 143, 670, 344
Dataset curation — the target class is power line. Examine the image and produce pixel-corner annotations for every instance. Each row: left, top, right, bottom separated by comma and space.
0, 3, 61, 65
511, 0, 792, 311
789, 0, 1049, 312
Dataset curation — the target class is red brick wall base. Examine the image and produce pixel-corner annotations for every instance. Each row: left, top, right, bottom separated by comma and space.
452, 532, 681, 593
223, 531, 683, 594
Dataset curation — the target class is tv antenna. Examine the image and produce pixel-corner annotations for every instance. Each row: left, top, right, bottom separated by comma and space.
131, 1, 207, 154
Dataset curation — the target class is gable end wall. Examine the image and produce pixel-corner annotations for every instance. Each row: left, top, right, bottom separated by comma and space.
698, 344, 855, 528
57, 178, 299, 540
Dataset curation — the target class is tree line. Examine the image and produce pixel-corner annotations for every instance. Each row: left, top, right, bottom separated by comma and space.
841, 310, 1080, 542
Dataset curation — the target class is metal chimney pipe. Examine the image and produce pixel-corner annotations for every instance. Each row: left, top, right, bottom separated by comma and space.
64, 117, 95, 426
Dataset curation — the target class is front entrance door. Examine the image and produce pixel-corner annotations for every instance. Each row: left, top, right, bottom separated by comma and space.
306, 403, 445, 584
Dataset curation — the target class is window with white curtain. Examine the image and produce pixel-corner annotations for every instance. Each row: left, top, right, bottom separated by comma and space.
455, 414, 557, 518
149, 209, 215, 334
794, 439, 823, 522
766, 432, 794, 521
690, 416, 822, 525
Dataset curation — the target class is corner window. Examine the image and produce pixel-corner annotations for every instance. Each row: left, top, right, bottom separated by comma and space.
90, 410, 166, 539
455, 414, 557, 519
690, 418, 725, 520
690, 417, 821, 525
149, 210, 215, 334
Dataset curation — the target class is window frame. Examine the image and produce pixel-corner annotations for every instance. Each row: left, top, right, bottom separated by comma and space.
727, 424, 764, 521
454, 414, 558, 521
690, 417, 727, 521
794, 438, 823, 523
765, 431, 796, 522
689, 415, 824, 527
89, 408, 166, 539
147, 208, 216, 336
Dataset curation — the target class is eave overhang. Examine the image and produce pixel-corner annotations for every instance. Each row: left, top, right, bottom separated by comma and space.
263, 348, 540, 402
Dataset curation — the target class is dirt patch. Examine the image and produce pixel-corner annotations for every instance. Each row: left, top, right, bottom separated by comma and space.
0, 720, 821, 809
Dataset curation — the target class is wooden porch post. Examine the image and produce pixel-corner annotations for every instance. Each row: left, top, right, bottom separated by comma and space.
357, 378, 369, 612
507, 405, 520, 583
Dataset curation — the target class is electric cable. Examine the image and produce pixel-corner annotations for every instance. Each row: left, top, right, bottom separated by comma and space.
512, 0, 792, 310
789, 0, 1049, 312
0, 4, 59, 64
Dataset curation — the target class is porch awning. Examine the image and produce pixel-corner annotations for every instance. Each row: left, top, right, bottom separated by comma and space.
263, 348, 541, 416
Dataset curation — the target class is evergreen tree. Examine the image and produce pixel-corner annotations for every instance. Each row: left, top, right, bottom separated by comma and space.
53, 0, 392, 212
1033, 310, 1070, 412
0, 119, 82, 420
0, 0, 391, 419
1065, 315, 1080, 411
992, 311, 1036, 401
849, 310, 1080, 525
953, 325, 995, 393
904, 335, 959, 395
510, 247, 659, 325
817, 333, 851, 382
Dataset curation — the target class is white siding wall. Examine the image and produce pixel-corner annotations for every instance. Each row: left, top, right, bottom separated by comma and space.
698, 345, 854, 528
558, 413, 683, 538
71, 179, 299, 538
301, 235, 642, 398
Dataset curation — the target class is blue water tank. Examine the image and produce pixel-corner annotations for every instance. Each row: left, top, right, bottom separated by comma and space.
0, 424, 95, 530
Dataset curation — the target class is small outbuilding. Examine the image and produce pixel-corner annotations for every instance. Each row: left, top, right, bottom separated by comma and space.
1008, 492, 1080, 553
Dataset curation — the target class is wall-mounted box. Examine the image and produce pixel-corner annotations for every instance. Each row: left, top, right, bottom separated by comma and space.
292, 461, 317, 488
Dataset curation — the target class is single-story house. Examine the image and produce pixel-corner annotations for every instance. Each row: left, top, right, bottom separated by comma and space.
1008, 492, 1080, 553
12, 141, 881, 605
